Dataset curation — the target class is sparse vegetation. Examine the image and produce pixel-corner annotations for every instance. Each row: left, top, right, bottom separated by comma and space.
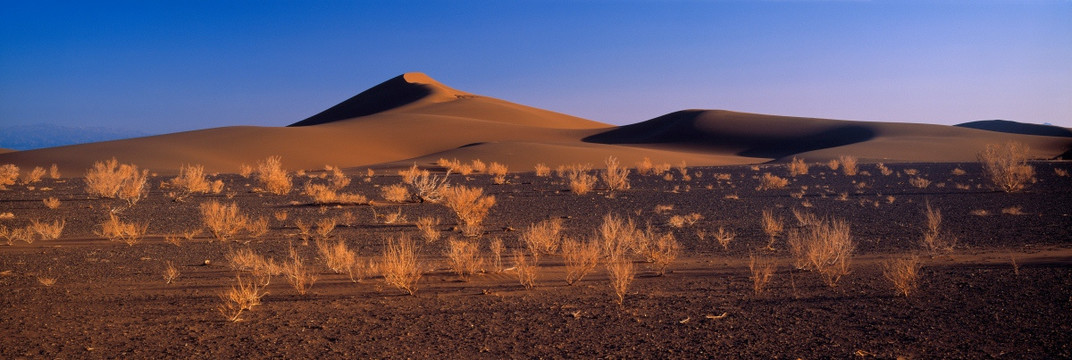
0, 164, 18, 189
606, 255, 635, 306
217, 275, 267, 322
909, 176, 931, 189
788, 157, 809, 176
487, 162, 508, 184
921, 201, 956, 254
167, 164, 212, 201
97, 213, 147, 245
282, 246, 317, 295
514, 250, 538, 289
445, 238, 483, 281
42, 197, 60, 209
22, 166, 46, 184
978, 141, 1035, 192
30, 219, 64, 240
757, 173, 788, 190
562, 237, 599, 285
200, 201, 248, 241
883, 255, 922, 297
255, 156, 292, 195
441, 185, 496, 237
380, 236, 422, 296
381, 183, 410, 202
761, 209, 784, 250
84, 158, 148, 205
317, 239, 361, 282
48, 164, 60, 179
163, 261, 180, 284
713, 226, 736, 250
415, 216, 441, 243
521, 218, 563, 259
749, 253, 775, 295
602, 156, 630, 191
534, 163, 551, 177
565, 164, 596, 195
787, 217, 855, 287
489, 237, 505, 273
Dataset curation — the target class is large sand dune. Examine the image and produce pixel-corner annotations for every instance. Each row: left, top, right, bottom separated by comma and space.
1, 73, 1068, 174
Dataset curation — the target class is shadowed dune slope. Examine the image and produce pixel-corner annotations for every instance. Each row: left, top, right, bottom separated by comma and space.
1, 73, 1069, 175
955, 120, 1072, 138
584, 110, 1072, 162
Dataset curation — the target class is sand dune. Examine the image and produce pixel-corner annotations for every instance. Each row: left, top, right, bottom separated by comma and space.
956, 120, 1072, 138
0, 72, 1069, 174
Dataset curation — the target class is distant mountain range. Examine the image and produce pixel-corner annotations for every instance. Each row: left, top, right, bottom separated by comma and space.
0, 124, 150, 151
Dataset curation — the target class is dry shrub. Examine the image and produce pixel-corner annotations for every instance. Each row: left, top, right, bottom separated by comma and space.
446, 238, 483, 281
0, 164, 18, 189
317, 239, 361, 282
534, 163, 551, 177
48, 164, 60, 179
564, 164, 597, 195
909, 177, 931, 189
787, 157, 809, 176
415, 216, 440, 243
165, 235, 182, 246
399, 164, 422, 184
876, 163, 893, 176
38, 276, 57, 287
218, 275, 267, 322
470, 159, 487, 173
714, 226, 736, 250
606, 255, 635, 306
1055, 168, 1069, 177
411, 170, 450, 203
23, 166, 46, 184
227, 248, 281, 286
647, 232, 679, 276
163, 261, 180, 284
514, 250, 538, 289
653, 162, 672, 174
757, 173, 788, 190
521, 218, 563, 259
43, 197, 60, 209
562, 237, 599, 285
295, 219, 312, 243
84, 158, 148, 205
761, 209, 784, 250
381, 183, 410, 202
1001, 206, 1025, 215
883, 255, 922, 297
315, 217, 337, 239
676, 161, 690, 181
238, 164, 253, 178
921, 201, 956, 253
255, 156, 292, 195
327, 166, 350, 190
200, 201, 248, 241
787, 217, 854, 287
375, 207, 406, 224
380, 236, 422, 296
839, 156, 858, 175
441, 185, 496, 237
273, 210, 288, 223
2, 225, 35, 245
635, 157, 654, 175
167, 164, 211, 201
826, 159, 840, 171
487, 162, 508, 184
979, 141, 1035, 192
667, 213, 703, 228
282, 247, 317, 295
304, 183, 342, 204
749, 253, 776, 295
31, 219, 64, 240
246, 216, 269, 238
602, 156, 630, 191
97, 213, 147, 245
791, 208, 820, 228
597, 214, 639, 258
951, 168, 967, 176
488, 237, 505, 273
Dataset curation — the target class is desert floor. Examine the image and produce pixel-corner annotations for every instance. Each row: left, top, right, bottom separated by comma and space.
1, 162, 1070, 358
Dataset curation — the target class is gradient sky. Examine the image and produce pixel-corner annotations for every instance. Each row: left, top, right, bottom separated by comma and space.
1, 0, 1069, 135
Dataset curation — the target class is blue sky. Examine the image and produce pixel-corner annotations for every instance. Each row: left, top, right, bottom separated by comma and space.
1, 0, 1069, 135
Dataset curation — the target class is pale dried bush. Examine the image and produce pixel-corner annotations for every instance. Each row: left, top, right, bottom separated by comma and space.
283, 246, 317, 295
399, 164, 422, 184
875, 163, 893, 176
761, 209, 784, 250
273, 210, 288, 222
565, 164, 596, 195
826, 159, 840, 171
381, 183, 410, 202
883, 255, 922, 297
667, 213, 703, 228
375, 207, 406, 224
521, 218, 563, 259
713, 226, 736, 250
597, 214, 639, 258
255, 156, 292, 195
43, 197, 60, 209
218, 275, 267, 322
167, 164, 211, 201
653, 162, 672, 174
791, 208, 820, 228
380, 236, 422, 296
238, 164, 253, 178
787, 217, 854, 287
246, 216, 270, 238
162, 261, 181, 284
1002, 206, 1025, 215
487, 162, 508, 184
415, 216, 440, 243
23, 166, 46, 184
295, 219, 312, 243
756, 173, 788, 190
31, 219, 64, 240
562, 237, 599, 285
534, 163, 551, 177
606, 255, 635, 306
5, 226, 35, 244
647, 232, 679, 276
514, 250, 538, 289
489, 237, 505, 273
636, 157, 654, 175
903, 168, 919, 176
411, 170, 450, 203
0, 164, 18, 189
303, 182, 368, 205
227, 248, 281, 286
446, 238, 483, 281
839, 156, 858, 175
327, 166, 350, 190
165, 235, 182, 246
909, 177, 931, 189
787, 157, 809, 176
38, 276, 57, 287
979, 141, 1035, 192
1055, 168, 1069, 177
749, 253, 776, 295
951, 168, 967, 176
441, 185, 496, 237
470, 159, 487, 173
84, 158, 148, 205
48, 164, 60, 179
200, 201, 248, 241
602, 156, 630, 191
921, 201, 956, 253
97, 213, 147, 245
676, 161, 689, 181
315, 217, 337, 239
317, 239, 360, 282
